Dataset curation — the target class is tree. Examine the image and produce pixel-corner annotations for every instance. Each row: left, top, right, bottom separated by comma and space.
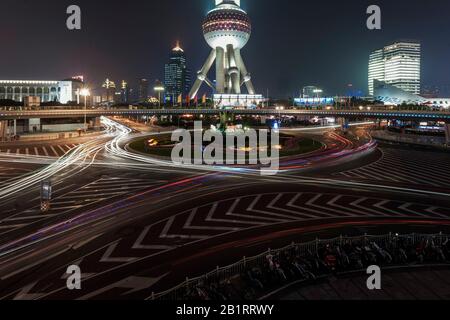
0, 99, 22, 107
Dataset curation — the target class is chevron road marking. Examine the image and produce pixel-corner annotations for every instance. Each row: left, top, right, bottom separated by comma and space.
100, 242, 139, 263
77, 275, 168, 300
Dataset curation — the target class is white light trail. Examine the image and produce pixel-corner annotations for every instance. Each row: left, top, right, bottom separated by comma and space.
0, 117, 119, 200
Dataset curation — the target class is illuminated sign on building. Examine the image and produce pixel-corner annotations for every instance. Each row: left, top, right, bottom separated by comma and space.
294, 97, 335, 106
213, 94, 264, 109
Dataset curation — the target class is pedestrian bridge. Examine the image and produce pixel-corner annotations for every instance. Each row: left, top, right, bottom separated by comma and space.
0, 108, 450, 122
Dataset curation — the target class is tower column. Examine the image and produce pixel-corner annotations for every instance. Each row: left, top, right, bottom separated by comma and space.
235, 48, 255, 95
189, 49, 217, 99
226, 44, 241, 94
216, 47, 225, 94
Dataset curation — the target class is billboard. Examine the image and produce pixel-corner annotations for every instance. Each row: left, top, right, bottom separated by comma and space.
294, 97, 334, 106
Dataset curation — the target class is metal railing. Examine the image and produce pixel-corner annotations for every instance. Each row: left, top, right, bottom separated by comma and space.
1, 108, 450, 120
149, 232, 448, 300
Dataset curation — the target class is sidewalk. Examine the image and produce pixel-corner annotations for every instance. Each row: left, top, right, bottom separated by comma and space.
0, 130, 102, 145
371, 129, 448, 149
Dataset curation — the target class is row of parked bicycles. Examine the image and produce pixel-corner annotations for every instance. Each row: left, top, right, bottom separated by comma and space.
178, 235, 450, 300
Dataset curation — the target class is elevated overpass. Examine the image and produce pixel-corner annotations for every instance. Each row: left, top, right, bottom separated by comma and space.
0, 108, 450, 121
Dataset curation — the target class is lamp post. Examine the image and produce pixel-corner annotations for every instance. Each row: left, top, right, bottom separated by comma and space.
80, 88, 90, 132
154, 81, 165, 108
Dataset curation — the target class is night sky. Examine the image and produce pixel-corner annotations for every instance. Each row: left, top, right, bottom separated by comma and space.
0, 0, 449, 97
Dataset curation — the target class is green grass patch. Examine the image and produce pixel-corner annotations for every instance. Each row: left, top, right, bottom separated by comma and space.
130, 136, 322, 159
280, 138, 322, 157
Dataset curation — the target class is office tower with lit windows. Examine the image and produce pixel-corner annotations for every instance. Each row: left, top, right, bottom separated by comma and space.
368, 41, 421, 96
102, 78, 116, 103
138, 78, 149, 103
368, 49, 385, 96
120, 80, 130, 104
164, 42, 191, 100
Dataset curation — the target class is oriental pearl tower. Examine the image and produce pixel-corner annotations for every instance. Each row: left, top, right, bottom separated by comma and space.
189, 0, 256, 100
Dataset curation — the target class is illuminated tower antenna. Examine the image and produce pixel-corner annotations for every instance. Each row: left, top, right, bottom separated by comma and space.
215, 0, 240, 6
189, 0, 255, 99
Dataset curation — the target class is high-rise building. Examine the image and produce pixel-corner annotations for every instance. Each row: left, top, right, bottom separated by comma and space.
164, 42, 191, 101
368, 41, 421, 96
368, 49, 385, 96
138, 78, 149, 103
302, 86, 323, 99
120, 80, 130, 104
102, 78, 116, 103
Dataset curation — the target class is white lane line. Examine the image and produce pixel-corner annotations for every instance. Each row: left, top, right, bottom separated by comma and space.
0, 224, 26, 230
287, 193, 336, 218
225, 198, 280, 223
184, 208, 240, 231
80, 184, 154, 192
350, 169, 385, 181
42, 147, 49, 157
50, 146, 58, 157
56, 193, 124, 199
357, 166, 402, 182
267, 194, 318, 219
25, 148, 29, 155
350, 197, 391, 216
57, 145, 66, 154
338, 172, 353, 178
0, 248, 71, 281
34, 147, 39, 156
325, 195, 359, 217
380, 155, 450, 173
246, 195, 294, 221
398, 203, 429, 218
374, 161, 448, 186
132, 225, 175, 250
206, 202, 262, 226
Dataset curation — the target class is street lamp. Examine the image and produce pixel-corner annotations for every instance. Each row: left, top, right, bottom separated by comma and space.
154, 82, 165, 108
80, 88, 90, 131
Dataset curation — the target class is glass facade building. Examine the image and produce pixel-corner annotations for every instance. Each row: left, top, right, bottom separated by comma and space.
164, 43, 191, 100
138, 78, 149, 103
368, 41, 421, 96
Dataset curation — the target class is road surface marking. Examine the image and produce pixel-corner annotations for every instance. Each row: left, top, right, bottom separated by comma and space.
50, 146, 58, 157
42, 147, 49, 157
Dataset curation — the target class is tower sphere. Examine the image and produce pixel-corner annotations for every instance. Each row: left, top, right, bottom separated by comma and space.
202, 1, 251, 50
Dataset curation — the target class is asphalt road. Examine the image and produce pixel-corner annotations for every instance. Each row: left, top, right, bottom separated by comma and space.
0, 119, 449, 300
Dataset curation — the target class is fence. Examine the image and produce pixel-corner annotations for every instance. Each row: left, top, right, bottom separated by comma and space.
149, 232, 448, 300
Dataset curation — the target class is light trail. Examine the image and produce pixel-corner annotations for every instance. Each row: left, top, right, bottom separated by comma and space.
102, 117, 377, 175
0, 117, 118, 200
